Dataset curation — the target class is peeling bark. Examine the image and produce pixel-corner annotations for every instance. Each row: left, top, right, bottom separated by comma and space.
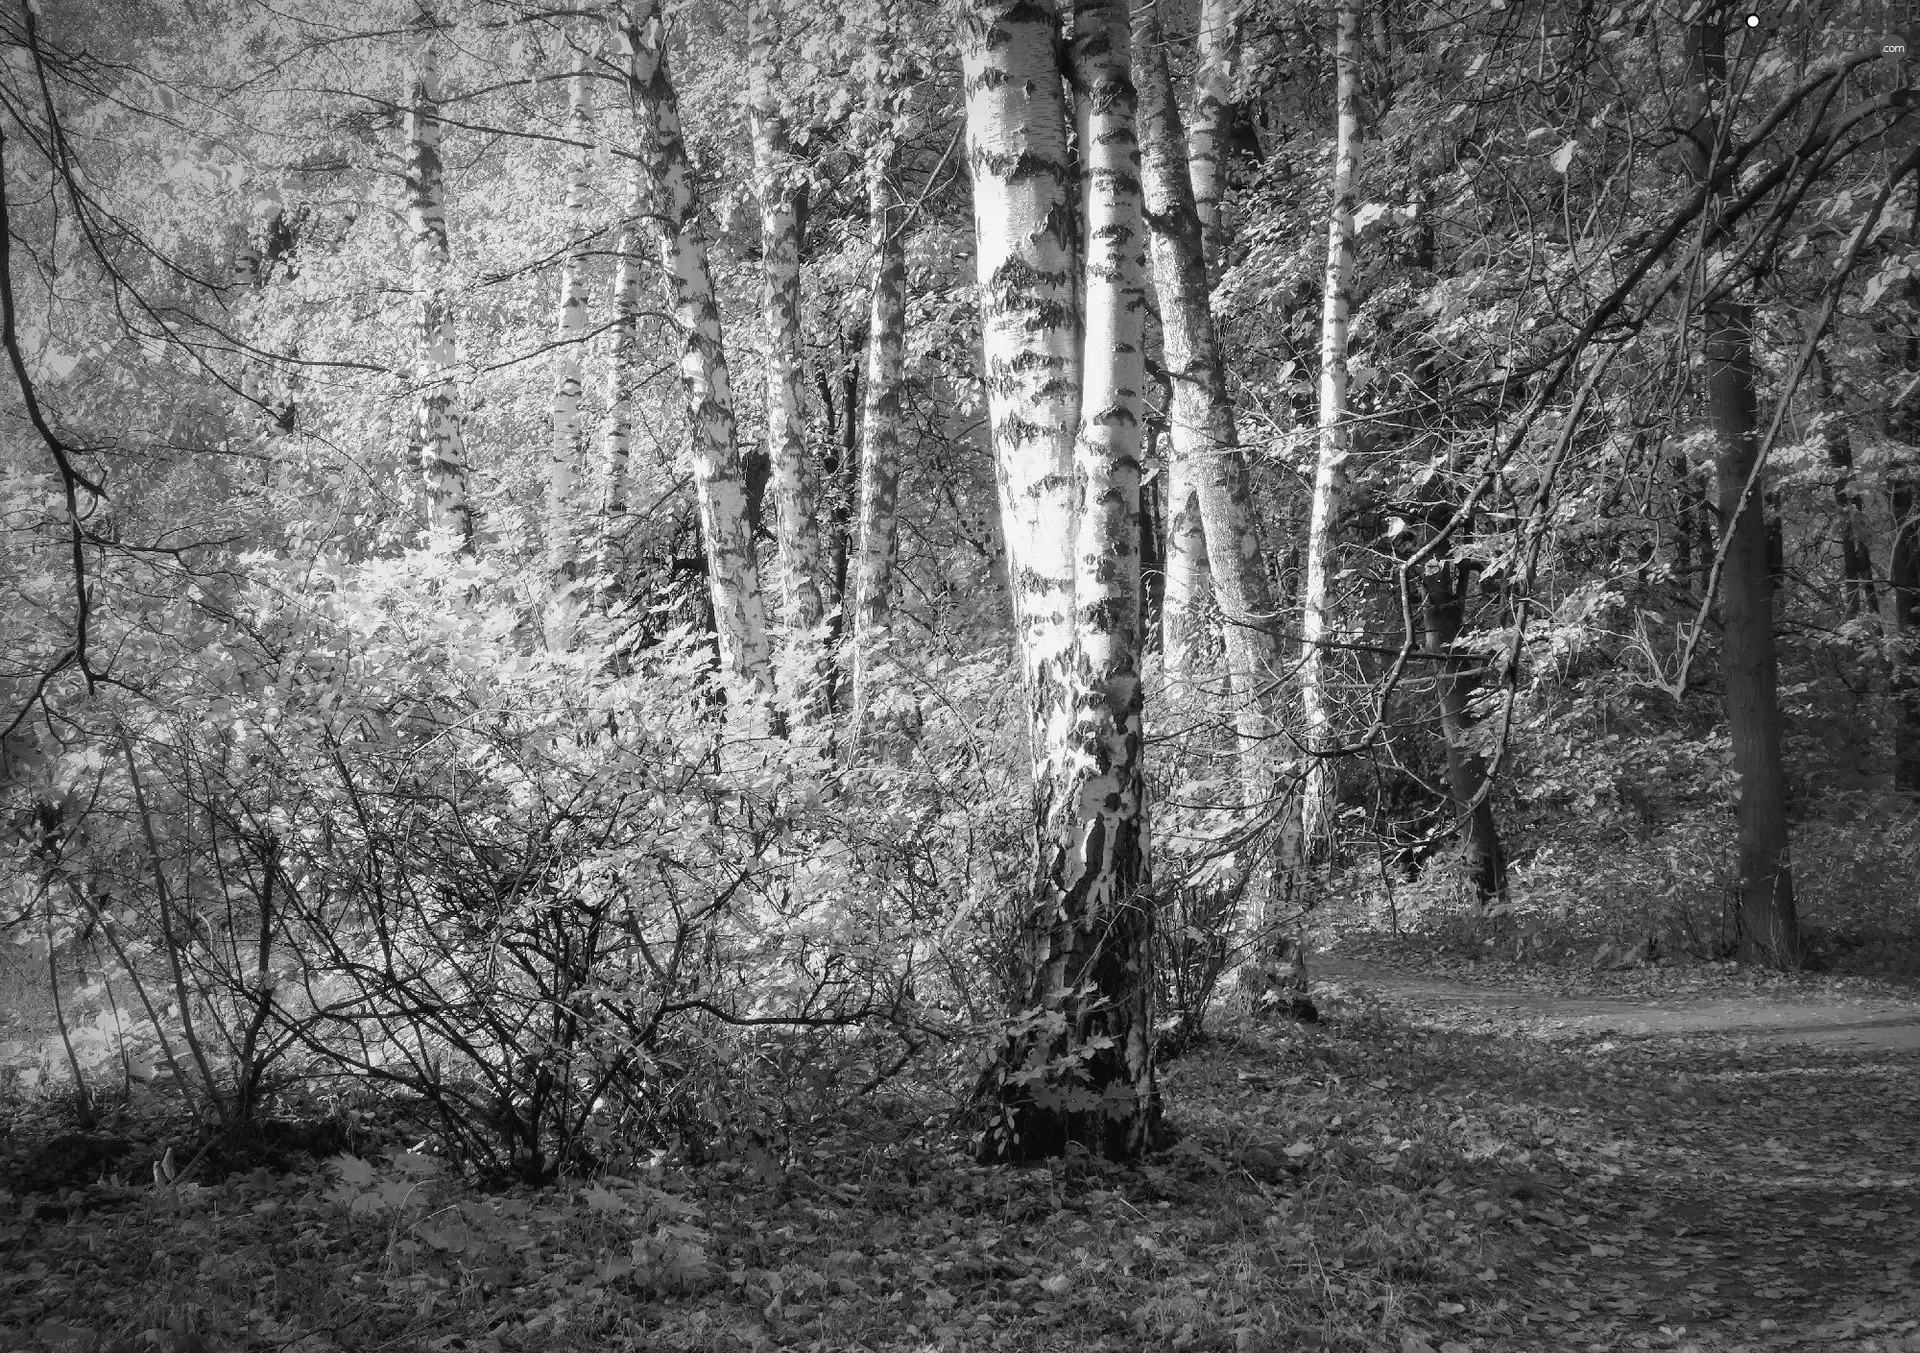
962, 0, 1159, 1165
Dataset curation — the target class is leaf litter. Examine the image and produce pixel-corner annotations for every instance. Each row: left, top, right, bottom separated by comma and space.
3, 962, 1917, 1353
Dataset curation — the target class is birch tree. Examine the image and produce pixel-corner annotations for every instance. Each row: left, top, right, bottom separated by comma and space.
1298, 0, 1358, 859
748, 0, 827, 653
405, 20, 473, 552
627, 0, 773, 694
1159, 459, 1214, 676
962, 0, 1160, 1164
1134, 1, 1282, 807
1186, 0, 1237, 281
545, 46, 593, 611
1053, 0, 1157, 1157
594, 157, 642, 610
959, 0, 1078, 754
849, 2, 908, 742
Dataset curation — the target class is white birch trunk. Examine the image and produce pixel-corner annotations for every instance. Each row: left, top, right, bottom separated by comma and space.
1299, 1, 1359, 856
1159, 453, 1214, 673
1135, 1, 1280, 803
959, 0, 1080, 771
545, 48, 594, 609
750, 0, 830, 721
1187, 0, 1238, 282
629, 1, 774, 695
748, 0, 828, 654
405, 26, 473, 553
964, 0, 1160, 1164
849, 6, 909, 744
1059, 0, 1157, 1158
595, 208, 640, 612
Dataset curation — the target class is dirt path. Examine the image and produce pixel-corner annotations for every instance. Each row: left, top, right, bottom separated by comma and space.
1312, 954, 1920, 1051
1306, 952, 1920, 1352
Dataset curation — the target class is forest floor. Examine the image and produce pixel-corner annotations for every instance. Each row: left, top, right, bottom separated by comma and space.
3, 939, 1920, 1353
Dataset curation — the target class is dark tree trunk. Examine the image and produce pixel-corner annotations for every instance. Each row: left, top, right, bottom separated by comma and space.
1708, 305, 1799, 964
1421, 560, 1508, 907
1687, 11, 1798, 967
1816, 352, 1878, 619
1892, 482, 1920, 791
1139, 433, 1167, 652
1892, 259, 1920, 792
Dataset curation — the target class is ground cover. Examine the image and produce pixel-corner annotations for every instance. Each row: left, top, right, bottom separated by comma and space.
3, 943, 1918, 1353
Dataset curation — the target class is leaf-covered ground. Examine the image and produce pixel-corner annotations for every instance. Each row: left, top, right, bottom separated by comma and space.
4, 952, 1918, 1353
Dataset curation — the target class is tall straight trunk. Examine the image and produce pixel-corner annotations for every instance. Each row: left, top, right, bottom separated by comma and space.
1137, 443, 1166, 643
1814, 353, 1876, 619
596, 210, 640, 609
959, 0, 1079, 759
546, 49, 593, 604
1299, 0, 1358, 859
1893, 481, 1920, 790
405, 24, 473, 552
1892, 271, 1920, 790
1186, 0, 1237, 281
962, 0, 1159, 1164
1421, 558, 1507, 905
1669, 446, 1697, 595
818, 357, 861, 619
1686, 11, 1797, 966
1160, 442, 1214, 674
748, 0, 827, 645
629, 0, 773, 694
850, 8, 908, 742
1135, 1, 1281, 806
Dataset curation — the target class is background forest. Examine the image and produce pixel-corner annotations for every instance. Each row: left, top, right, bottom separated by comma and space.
3, 0, 1919, 1196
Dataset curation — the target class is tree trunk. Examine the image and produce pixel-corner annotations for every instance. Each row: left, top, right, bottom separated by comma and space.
850, 10, 908, 744
1186, 0, 1237, 281
1814, 352, 1876, 620
1686, 10, 1797, 966
749, 0, 828, 669
1891, 270, 1920, 790
1893, 480, 1920, 790
1159, 451, 1214, 675
595, 211, 640, 611
405, 24, 474, 552
959, 0, 1079, 758
1056, 0, 1157, 1159
1421, 559, 1507, 906
628, 0, 774, 695
1299, 0, 1359, 861
546, 48, 593, 615
1134, 0, 1281, 809
817, 354, 862, 715
961, 0, 1159, 1164
1138, 441, 1166, 646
